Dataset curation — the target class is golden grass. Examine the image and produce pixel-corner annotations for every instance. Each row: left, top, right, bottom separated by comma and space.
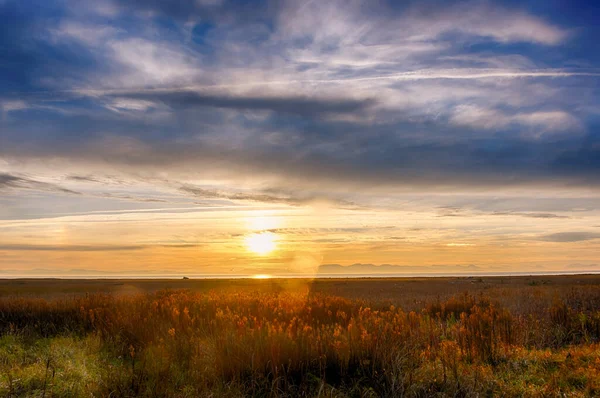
1, 277, 600, 396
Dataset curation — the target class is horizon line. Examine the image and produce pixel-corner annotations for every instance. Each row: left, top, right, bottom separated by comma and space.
2, 271, 600, 280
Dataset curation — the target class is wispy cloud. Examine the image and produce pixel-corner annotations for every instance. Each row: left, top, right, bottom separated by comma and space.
318, 263, 483, 275
491, 212, 571, 219
0, 243, 203, 251
0, 173, 81, 195
0, 244, 145, 251
179, 184, 358, 208
538, 232, 600, 243
449, 106, 582, 135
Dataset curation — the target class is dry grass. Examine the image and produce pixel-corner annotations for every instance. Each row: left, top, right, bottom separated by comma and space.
1, 276, 600, 397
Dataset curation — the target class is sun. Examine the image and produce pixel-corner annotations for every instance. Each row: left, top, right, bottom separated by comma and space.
252, 274, 272, 279
245, 232, 277, 255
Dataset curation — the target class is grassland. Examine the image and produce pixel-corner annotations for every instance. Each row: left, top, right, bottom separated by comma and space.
1, 275, 600, 397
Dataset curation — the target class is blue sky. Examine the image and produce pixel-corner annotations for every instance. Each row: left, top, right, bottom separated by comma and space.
1, 0, 600, 276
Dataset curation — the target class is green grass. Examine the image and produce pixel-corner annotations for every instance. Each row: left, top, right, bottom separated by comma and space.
0, 334, 110, 396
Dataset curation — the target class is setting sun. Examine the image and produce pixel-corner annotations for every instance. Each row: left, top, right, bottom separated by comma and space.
4, 0, 600, 395
245, 232, 278, 255
251, 274, 272, 279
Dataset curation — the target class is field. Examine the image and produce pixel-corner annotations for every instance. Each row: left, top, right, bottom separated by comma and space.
2, 275, 600, 397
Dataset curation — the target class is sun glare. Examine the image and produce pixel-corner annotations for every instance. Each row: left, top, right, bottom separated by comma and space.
247, 214, 280, 231
245, 232, 277, 255
252, 274, 272, 279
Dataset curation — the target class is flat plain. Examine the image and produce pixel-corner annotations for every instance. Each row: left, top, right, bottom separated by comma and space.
1, 275, 600, 397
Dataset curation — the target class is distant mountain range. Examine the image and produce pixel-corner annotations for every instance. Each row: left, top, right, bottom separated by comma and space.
317, 263, 483, 275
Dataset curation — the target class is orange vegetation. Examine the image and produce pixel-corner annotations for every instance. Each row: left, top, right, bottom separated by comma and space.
1, 281, 600, 396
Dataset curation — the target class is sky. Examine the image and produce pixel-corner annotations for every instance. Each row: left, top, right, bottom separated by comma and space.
1, 0, 600, 277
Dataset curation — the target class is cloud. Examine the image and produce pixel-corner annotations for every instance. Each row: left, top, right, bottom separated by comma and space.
113, 90, 376, 118
52, 21, 121, 46
318, 263, 483, 275
514, 111, 581, 131
66, 175, 102, 183
0, 244, 145, 252
265, 226, 395, 235
491, 212, 570, 219
106, 98, 158, 113
179, 184, 357, 208
450, 105, 582, 134
0, 173, 81, 195
107, 38, 203, 87
538, 232, 600, 243
408, 2, 569, 45
1, 99, 28, 113
0, 243, 203, 251
3, 124, 599, 194
103, 0, 569, 48
437, 208, 575, 219
0, 0, 599, 196
97, 193, 171, 203
279, 0, 568, 64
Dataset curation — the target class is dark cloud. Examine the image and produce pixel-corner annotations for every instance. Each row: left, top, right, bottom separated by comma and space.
66, 175, 102, 183
0, 173, 21, 187
98, 193, 171, 203
438, 210, 572, 219
112, 91, 376, 118
0, 173, 81, 195
3, 117, 600, 193
179, 184, 358, 208
491, 212, 571, 219
538, 232, 600, 243
66, 174, 130, 186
